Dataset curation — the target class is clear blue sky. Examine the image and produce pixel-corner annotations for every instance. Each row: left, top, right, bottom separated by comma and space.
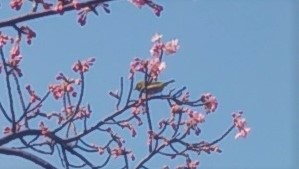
0, 0, 297, 169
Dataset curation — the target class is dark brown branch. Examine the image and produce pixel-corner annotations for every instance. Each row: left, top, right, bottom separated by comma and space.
26, 91, 50, 114
0, 129, 65, 147
12, 72, 27, 125
126, 77, 134, 105
62, 146, 70, 169
64, 101, 137, 143
0, 147, 57, 169
0, 0, 114, 28
116, 77, 124, 109
0, 100, 12, 122
134, 143, 166, 169
208, 124, 235, 146
0, 48, 16, 132
18, 137, 53, 155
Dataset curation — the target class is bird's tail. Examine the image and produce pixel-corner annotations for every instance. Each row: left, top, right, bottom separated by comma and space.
163, 79, 175, 86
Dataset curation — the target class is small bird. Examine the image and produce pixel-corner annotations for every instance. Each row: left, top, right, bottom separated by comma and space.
135, 80, 175, 94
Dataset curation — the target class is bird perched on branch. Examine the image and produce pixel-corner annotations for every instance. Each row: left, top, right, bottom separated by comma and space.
135, 80, 175, 94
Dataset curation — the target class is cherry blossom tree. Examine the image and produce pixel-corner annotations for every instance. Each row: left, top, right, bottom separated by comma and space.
0, 0, 250, 169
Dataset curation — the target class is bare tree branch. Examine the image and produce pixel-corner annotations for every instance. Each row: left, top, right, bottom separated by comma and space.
0, 147, 57, 169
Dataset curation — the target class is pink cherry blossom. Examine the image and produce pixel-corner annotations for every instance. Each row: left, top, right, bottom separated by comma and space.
55, 0, 64, 15
187, 109, 205, 125
75, 105, 92, 119
8, 53, 22, 68
151, 33, 163, 43
200, 93, 218, 113
185, 109, 205, 135
72, 0, 79, 9
129, 0, 146, 8
150, 42, 164, 57
233, 111, 251, 139
49, 84, 64, 99
49, 74, 80, 100
97, 146, 105, 155
186, 160, 199, 169
10, 39, 21, 59
0, 32, 11, 47
148, 57, 166, 80
10, 0, 23, 10
8, 41, 23, 77
164, 39, 179, 55
129, 58, 146, 79
72, 57, 95, 73
170, 104, 184, 114
111, 147, 127, 158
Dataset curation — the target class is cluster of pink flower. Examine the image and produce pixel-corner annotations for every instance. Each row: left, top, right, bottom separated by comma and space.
0, 32, 12, 48
8, 39, 23, 77
186, 109, 205, 125
150, 33, 180, 57
111, 147, 135, 160
49, 73, 81, 99
55, 0, 68, 14
10, 0, 23, 10
183, 109, 205, 135
129, 33, 179, 80
75, 105, 92, 119
200, 93, 218, 113
169, 92, 218, 136
233, 111, 251, 139
72, 57, 95, 73
10, 39, 21, 60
